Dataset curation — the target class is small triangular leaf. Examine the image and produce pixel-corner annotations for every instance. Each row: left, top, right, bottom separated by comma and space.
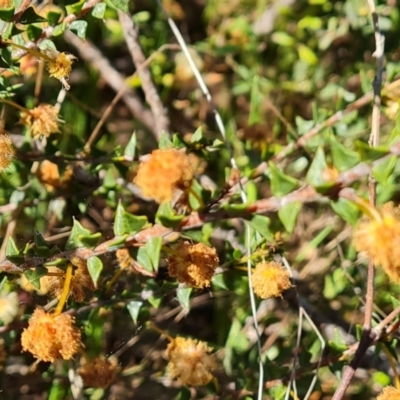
269, 162, 299, 197
136, 236, 162, 273
306, 146, 328, 187
114, 202, 148, 236
87, 256, 103, 287
23, 266, 48, 290
329, 133, 360, 171
176, 287, 192, 311
278, 201, 302, 233
126, 300, 143, 324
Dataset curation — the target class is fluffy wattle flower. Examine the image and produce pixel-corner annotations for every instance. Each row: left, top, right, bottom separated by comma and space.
46, 51, 76, 90
377, 386, 400, 400
166, 337, 216, 386
353, 203, 400, 283
78, 356, 117, 388
21, 309, 81, 362
167, 241, 219, 288
134, 149, 193, 203
0, 133, 15, 172
251, 261, 292, 299
44, 257, 95, 303
20, 104, 59, 139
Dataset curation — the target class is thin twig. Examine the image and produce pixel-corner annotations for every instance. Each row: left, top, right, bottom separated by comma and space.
63, 30, 157, 136
84, 43, 179, 153
331, 1, 385, 398
157, 2, 265, 398
118, 11, 170, 139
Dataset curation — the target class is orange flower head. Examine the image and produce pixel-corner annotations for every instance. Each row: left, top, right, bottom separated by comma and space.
19, 54, 38, 77
353, 203, 400, 282
21, 308, 81, 362
46, 51, 76, 90
20, 104, 59, 139
134, 149, 193, 203
167, 241, 219, 288
0, 133, 15, 172
377, 386, 400, 400
78, 356, 117, 388
166, 337, 216, 386
116, 248, 134, 270
36, 160, 73, 190
251, 261, 292, 299
45, 257, 95, 303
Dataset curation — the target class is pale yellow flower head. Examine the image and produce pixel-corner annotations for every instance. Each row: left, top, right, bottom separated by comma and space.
353, 203, 400, 283
166, 337, 216, 386
0, 290, 19, 325
46, 51, 76, 90
251, 261, 292, 299
20, 104, 60, 139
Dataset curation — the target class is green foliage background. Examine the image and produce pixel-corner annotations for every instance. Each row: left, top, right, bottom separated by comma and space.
1, 0, 400, 399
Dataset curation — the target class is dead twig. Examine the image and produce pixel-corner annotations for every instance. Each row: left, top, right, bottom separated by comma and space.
64, 30, 157, 136
118, 11, 170, 139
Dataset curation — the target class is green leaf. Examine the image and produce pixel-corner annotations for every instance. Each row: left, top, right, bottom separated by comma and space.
0, 6, 15, 21
156, 202, 185, 228
114, 202, 148, 236
323, 268, 347, 300
372, 155, 397, 185
0, 276, 7, 292
158, 131, 173, 149
330, 198, 360, 225
247, 215, 273, 241
126, 300, 143, 324
174, 388, 191, 400
188, 179, 210, 210
109, 0, 129, 12
92, 2, 106, 18
271, 31, 295, 47
69, 20, 88, 39
26, 24, 43, 41
329, 133, 360, 171
225, 319, 249, 352
137, 236, 162, 273
46, 11, 62, 26
298, 44, 318, 65
0, 47, 13, 69
65, 218, 101, 250
328, 328, 348, 352
190, 126, 204, 144
124, 132, 136, 161
354, 140, 389, 161
278, 201, 302, 233
306, 146, 328, 187
212, 273, 228, 290
249, 75, 262, 125
87, 256, 103, 287
23, 266, 48, 290
52, 23, 66, 37
176, 287, 192, 311
269, 162, 299, 197
19, 7, 47, 24
6, 237, 19, 257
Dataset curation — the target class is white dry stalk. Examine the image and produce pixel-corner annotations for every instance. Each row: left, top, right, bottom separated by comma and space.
156, 1, 264, 398
281, 257, 325, 400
